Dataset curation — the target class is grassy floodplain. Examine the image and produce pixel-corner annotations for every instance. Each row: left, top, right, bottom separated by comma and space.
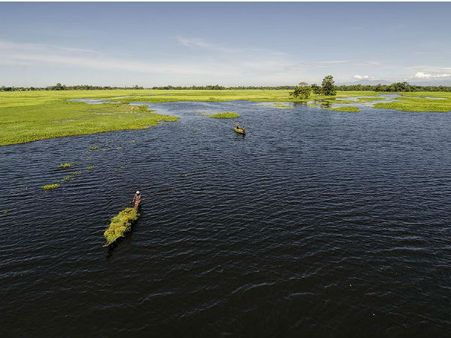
0, 90, 178, 146
374, 92, 451, 112
208, 112, 240, 119
1, 89, 451, 146
0, 89, 376, 146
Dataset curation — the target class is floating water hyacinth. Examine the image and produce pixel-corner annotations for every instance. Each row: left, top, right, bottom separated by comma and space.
41, 183, 61, 191
103, 207, 140, 246
58, 162, 74, 169
208, 112, 240, 119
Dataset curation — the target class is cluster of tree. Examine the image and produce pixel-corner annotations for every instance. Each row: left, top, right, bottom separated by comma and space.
0, 84, 144, 91
151, 85, 225, 90
290, 75, 336, 99
1, 84, 295, 91
2, 81, 451, 92
151, 85, 298, 90
337, 82, 451, 92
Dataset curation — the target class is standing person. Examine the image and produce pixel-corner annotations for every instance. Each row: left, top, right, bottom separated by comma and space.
132, 191, 142, 209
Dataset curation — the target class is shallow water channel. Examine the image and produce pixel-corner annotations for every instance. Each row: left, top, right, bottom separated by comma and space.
1, 100, 450, 336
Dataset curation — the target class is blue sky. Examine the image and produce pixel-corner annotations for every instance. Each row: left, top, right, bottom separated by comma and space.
1, 2, 451, 87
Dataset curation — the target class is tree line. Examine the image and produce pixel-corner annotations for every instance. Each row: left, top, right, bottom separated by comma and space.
290, 77, 451, 99
337, 82, 451, 92
0, 83, 145, 91
290, 75, 337, 99
2, 81, 451, 92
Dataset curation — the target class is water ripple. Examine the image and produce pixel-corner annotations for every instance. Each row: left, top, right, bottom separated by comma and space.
1, 101, 451, 336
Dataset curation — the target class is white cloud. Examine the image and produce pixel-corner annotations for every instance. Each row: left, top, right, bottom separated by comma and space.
0, 38, 305, 85
353, 74, 370, 80
414, 71, 451, 79
176, 36, 215, 49
0, 37, 395, 86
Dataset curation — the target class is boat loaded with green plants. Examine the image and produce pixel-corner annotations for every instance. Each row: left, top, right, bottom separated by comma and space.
103, 207, 140, 247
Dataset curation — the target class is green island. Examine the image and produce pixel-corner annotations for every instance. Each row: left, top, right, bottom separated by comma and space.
330, 106, 360, 113
208, 111, 241, 119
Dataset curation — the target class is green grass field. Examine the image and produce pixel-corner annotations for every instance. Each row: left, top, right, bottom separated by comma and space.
374, 92, 451, 112
0, 91, 178, 146
1, 89, 450, 146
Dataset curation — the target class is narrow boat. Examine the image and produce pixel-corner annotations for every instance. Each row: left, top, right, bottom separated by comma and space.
234, 126, 246, 135
103, 193, 142, 247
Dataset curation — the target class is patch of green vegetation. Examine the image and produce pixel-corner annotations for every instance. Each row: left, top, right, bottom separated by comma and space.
374, 92, 451, 112
87, 165, 94, 171
272, 102, 293, 109
41, 183, 61, 191
88, 145, 100, 151
355, 97, 382, 103
58, 162, 74, 169
2, 209, 11, 215
104, 207, 139, 246
3, 89, 449, 146
330, 106, 360, 112
0, 91, 178, 146
208, 112, 240, 119
62, 171, 81, 182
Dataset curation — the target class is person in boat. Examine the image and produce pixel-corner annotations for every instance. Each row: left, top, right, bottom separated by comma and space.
132, 191, 142, 209
235, 122, 245, 133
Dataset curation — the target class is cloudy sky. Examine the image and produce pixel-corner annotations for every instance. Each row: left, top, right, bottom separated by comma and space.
1, 2, 450, 87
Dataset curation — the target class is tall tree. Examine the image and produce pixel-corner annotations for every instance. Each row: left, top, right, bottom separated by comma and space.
311, 84, 322, 94
290, 83, 312, 99
321, 75, 336, 96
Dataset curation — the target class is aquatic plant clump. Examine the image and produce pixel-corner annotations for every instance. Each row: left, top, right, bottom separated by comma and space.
42, 183, 61, 191
330, 106, 360, 112
62, 171, 81, 182
58, 162, 74, 169
103, 207, 139, 246
208, 112, 240, 119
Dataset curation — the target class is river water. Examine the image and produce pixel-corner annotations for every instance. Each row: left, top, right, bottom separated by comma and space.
1, 101, 450, 337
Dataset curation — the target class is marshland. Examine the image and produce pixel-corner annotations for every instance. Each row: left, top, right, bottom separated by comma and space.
1, 89, 451, 146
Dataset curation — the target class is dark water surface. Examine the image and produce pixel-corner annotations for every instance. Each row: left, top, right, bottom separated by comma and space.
1, 101, 450, 337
